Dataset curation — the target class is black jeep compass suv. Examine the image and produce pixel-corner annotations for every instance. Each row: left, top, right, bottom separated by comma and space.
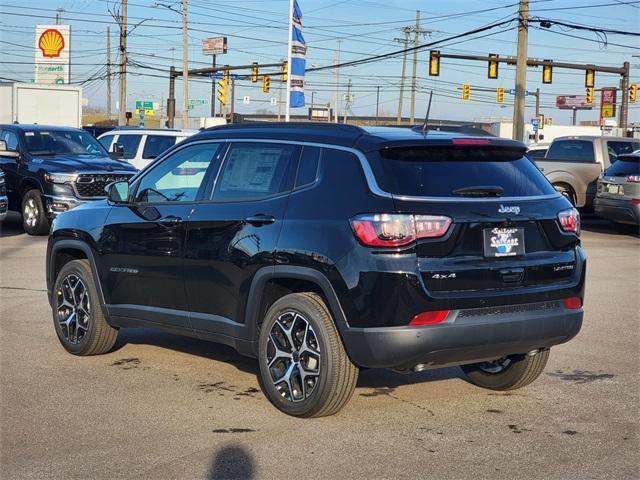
46, 123, 585, 417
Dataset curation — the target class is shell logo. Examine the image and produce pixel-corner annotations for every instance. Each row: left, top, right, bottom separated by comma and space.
38, 29, 65, 58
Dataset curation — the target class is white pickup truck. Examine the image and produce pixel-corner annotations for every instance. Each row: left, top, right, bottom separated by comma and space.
535, 136, 640, 208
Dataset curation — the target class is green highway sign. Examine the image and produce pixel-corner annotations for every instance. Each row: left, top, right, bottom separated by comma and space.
188, 99, 209, 107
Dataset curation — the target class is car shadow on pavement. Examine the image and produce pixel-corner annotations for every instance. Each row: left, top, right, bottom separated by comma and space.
0, 213, 24, 238
113, 328, 258, 375
207, 445, 255, 480
357, 366, 463, 390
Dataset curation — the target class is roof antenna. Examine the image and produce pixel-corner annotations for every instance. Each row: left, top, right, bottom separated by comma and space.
421, 90, 433, 135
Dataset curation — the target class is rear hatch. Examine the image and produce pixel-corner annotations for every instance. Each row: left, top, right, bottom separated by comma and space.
597, 154, 640, 201
364, 138, 581, 299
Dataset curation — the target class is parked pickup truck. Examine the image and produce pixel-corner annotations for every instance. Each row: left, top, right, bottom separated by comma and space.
536, 136, 640, 208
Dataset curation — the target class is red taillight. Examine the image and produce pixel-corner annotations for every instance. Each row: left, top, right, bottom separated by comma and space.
625, 175, 640, 183
632, 198, 640, 205
409, 310, 450, 325
558, 208, 580, 235
451, 138, 492, 145
563, 297, 583, 310
351, 214, 452, 247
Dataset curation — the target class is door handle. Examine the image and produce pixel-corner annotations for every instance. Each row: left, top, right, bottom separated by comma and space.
159, 215, 183, 226
245, 214, 275, 226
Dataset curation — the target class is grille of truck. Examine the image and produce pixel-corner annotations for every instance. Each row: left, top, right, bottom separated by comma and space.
74, 174, 133, 198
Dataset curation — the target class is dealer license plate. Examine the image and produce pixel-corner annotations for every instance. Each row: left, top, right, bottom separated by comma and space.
605, 183, 624, 195
483, 227, 525, 258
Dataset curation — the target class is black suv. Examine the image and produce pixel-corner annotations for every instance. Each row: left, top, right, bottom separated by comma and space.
46, 123, 585, 417
0, 125, 136, 235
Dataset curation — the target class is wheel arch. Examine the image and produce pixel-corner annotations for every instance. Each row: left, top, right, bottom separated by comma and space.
19, 177, 44, 196
244, 266, 349, 356
47, 239, 109, 322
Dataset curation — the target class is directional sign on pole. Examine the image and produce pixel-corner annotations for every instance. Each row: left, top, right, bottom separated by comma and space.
508, 89, 529, 96
531, 118, 539, 132
243, 96, 250, 105
270, 97, 278, 106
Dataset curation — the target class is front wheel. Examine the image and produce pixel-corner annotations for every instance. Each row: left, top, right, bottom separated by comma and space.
21, 189, 50, 235
52, 259, 118, 355
461, 349, 550, 391
258, 292, 358, 418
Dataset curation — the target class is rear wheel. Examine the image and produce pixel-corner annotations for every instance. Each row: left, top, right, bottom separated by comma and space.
21, 189, 50, 235
258, 292, 358, 417
52, 259, 118, 355
553, 183, 576, 207
461, 349, 550, 391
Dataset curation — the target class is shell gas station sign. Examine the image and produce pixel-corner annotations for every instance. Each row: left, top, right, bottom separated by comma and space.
34, 25, 70, 84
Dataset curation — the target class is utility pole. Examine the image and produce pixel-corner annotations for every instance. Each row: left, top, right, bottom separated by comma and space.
396, 29, 409, 125
534, 87, 540, 143
343, 79, 352, 124
210, 54, 216, 117
118, 0, 127, 126
230, 77, 235, 123
55, 7, 63, 24
334, 40, 341, 123
409, 10, 427, 125
375, 85, 380, 125
278, 82, 282, 121
106, 27, 112, 122
619, 61, 630, 132
181, 0, 189, 128
512, 0, 529, 141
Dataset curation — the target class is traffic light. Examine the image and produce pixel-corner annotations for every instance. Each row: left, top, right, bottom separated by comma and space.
539, 114, 545, 130
462, 84, 471, 101
496, 87, 504, 103
429, 50, 440, 76
586, 86, 594, 104
281, 61, 288, 82
217, 77, 228, 106
262, 75, 270, 93
542, 60, 553, 84
630, 83, 638, 103
585, 69, 595, 88
251, 62, 259, 83
488, 54, 499, 79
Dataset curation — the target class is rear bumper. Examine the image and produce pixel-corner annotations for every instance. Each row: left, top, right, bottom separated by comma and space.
594, 197, 640, 225
340, 303, 583, 369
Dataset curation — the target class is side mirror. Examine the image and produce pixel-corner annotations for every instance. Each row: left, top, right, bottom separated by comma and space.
0, 140, 20, 159
110, 143, 124, 160
106, 181, 130, 204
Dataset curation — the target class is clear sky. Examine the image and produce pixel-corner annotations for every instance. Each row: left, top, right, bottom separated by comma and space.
1, 0, 639, 125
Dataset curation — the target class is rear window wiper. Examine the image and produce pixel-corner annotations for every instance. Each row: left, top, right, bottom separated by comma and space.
451, 185, 504, 197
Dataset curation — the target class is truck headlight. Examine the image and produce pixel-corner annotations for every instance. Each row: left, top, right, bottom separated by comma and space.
44, 173, 78, 184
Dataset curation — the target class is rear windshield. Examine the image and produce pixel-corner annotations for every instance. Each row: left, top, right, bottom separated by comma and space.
605, 159, 640, 176
368, 146, 556, 198
546, 140, 595, 162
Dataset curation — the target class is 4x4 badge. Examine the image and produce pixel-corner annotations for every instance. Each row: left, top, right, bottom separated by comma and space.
498, 204, 520, 215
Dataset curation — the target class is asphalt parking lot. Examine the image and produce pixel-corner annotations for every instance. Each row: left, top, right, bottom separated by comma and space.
1, 213, 638, 480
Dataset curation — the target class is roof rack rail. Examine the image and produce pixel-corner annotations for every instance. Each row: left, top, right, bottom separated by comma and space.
205, 121, 366, 134
410, 124, 494, 137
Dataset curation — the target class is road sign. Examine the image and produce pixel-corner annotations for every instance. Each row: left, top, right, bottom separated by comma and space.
508, 89, 529, 96
270, 97, 277, 106
144, 109, 154, 116
202, 37, 227, 55
531, 118, 539, 132
243, 96, 250, 105
188, 99, 209, 107
135, 101, 142, 109
209, 72, 238, 80
143, 101, 153, 110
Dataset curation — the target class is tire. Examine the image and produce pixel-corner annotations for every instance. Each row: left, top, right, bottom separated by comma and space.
461, 349, 550, 391
21, 189, 50, 235
553, 183, 576, 207
52, 259, 118, 356
258, 292, 358, 418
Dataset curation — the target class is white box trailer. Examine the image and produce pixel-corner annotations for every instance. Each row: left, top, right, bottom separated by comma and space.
0, 82, 82, 128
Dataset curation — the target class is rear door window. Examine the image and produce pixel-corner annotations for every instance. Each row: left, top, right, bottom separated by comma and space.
143, 135, 177, 159
117, 134, 142, 159
546, 140, 595, 162
212, 142, 298, 201
367, 146, 556, 198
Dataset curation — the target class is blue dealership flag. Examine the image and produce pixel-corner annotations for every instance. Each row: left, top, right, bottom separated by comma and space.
286, 0, 306, 114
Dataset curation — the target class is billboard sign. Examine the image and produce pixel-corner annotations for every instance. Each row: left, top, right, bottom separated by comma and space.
556, 95, 592, 110
34, 25, 70, 84
600, 87, 617, 118
202, 37, 227, 55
